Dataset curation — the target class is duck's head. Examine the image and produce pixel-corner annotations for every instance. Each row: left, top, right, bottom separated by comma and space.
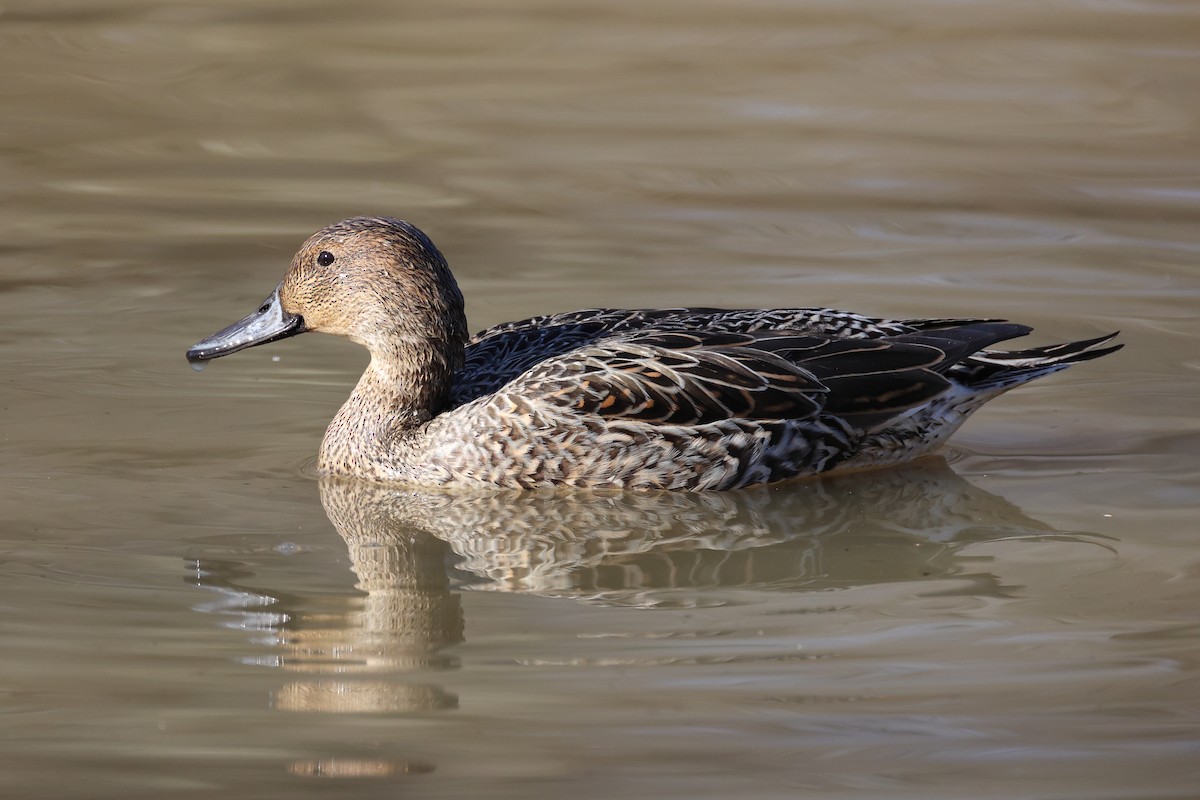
187, 217, 467, 368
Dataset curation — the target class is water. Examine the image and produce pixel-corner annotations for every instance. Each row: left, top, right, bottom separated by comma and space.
2, 1, 1198, 797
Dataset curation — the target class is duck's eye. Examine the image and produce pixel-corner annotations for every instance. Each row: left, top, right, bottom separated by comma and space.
317, 251, 335, 266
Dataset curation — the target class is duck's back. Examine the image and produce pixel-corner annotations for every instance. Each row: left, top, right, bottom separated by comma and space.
449, 306, 989, 408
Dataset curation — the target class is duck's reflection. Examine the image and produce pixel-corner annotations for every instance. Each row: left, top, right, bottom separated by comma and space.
327, 458, 1053, 601
267, 482, 465, 715
191, 458, 1068, 776
198, 458, 1058, 661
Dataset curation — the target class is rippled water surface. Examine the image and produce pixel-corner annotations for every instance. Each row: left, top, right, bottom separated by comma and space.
2, 1, 1198, 798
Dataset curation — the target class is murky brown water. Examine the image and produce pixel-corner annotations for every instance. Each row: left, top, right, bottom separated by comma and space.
2, 0, 1198, 797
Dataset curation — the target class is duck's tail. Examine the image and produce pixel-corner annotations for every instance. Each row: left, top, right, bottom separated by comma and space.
955, 331, 1122, 391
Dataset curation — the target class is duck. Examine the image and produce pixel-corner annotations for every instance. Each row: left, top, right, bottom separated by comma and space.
186, 216, 1121, 491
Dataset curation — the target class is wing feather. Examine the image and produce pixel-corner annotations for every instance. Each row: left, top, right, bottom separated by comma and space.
480, 320, 1037, 431
504, 332, 828, 426
450, 306, 939, 407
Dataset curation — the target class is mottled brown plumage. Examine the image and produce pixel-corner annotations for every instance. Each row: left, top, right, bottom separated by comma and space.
187, 216, 1121, 490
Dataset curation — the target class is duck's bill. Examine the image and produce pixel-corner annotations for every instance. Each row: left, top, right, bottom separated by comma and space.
186, 286, 306, 367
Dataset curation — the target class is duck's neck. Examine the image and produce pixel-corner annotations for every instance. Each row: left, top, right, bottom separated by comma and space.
319, 337, 463, 477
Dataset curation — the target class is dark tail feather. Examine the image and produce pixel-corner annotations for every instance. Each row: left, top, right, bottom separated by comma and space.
961, 331, 1122, 390
972, 331, 1122, 367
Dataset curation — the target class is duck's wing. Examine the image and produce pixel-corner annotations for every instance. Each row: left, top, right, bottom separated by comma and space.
465, 306, 951, 347
452, 307, 996, 407
487, 322, 1031, 430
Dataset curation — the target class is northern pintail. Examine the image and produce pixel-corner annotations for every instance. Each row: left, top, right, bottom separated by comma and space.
187, 216, 1121, 490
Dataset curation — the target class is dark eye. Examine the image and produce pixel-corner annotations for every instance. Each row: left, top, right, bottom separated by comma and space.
317, 251, 335, 266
